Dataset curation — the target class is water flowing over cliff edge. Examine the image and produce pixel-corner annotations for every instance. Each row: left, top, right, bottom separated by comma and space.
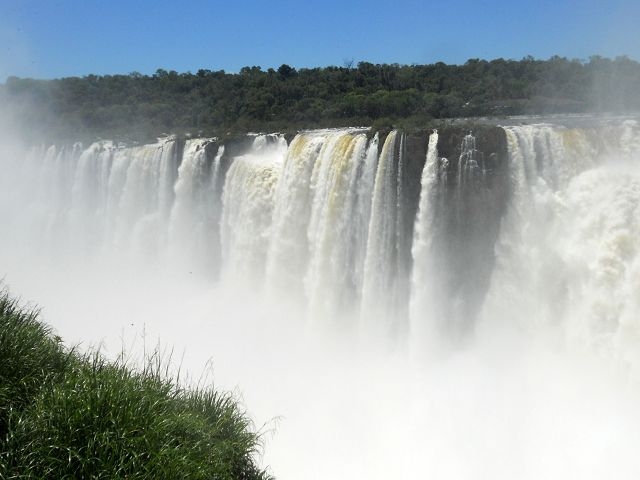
1, 117, 640, 479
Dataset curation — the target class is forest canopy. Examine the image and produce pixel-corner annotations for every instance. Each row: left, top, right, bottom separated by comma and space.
2, 55, 639, 142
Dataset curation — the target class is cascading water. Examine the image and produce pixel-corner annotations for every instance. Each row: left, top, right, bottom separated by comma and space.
168, 138, 221, 276
220, 135, 286, 284
262, 128, 379, 317
2, 118, 640, 479
4, 121, 640, 351
265, 132, 325, 295
304, 131, 369, 318
111, 139, 178, 264
410, 129, 441, 346
481, 120, 640, 372
361, 130, 408, 337
409, 127, 505, 344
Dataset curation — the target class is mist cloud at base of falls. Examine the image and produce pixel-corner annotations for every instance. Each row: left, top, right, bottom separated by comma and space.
4, 265, 640, 480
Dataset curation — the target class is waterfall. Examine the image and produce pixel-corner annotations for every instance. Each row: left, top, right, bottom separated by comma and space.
262, 128, 378, 317
481, 120, 640, 368
220, 135, 286, 284
304, 131, 368, 317
3, 118, 640, 480
2, 119, 640, 364
168, 138, 220, 276
410, 130, 440, 345
361, 131, 407, 337
108, 139, 178, 264
265, 132, 325, 294
69, 142, 115, 255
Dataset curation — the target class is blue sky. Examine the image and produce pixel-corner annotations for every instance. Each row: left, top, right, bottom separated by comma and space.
1, 0, 639, 81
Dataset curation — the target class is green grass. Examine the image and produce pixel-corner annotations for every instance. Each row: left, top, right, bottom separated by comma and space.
0, 289, 272, 479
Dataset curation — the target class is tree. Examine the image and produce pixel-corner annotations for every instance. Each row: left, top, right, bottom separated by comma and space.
277, 64, 296, 79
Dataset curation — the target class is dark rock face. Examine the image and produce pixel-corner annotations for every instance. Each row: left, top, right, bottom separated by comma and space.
401, 126, 510, 338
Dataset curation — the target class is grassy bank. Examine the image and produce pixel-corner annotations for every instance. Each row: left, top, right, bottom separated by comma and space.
0, 289, 271, 479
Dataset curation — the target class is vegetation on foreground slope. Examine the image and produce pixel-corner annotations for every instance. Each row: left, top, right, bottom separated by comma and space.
2, 56, 640, 142
0, 289, 271, 479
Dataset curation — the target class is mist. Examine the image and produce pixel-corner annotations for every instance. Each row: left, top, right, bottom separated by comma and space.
1, 110, 640, 479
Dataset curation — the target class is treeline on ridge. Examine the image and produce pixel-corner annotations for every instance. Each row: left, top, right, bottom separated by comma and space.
2, 55, 639, 142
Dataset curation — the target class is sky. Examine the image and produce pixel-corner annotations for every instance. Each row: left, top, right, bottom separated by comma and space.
1, 0, 639, 81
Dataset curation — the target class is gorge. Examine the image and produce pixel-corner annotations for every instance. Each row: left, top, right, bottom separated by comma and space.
1, 116, 640, 478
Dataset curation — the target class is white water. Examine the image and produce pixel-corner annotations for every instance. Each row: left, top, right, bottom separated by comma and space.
410, 129, 440, 349
304, 131, 369, 318
221, 135, 286, 284
2, 121, 640, 479
482, 121, 640, 374
361, 130, 404, 337
167, 138, 219, 276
